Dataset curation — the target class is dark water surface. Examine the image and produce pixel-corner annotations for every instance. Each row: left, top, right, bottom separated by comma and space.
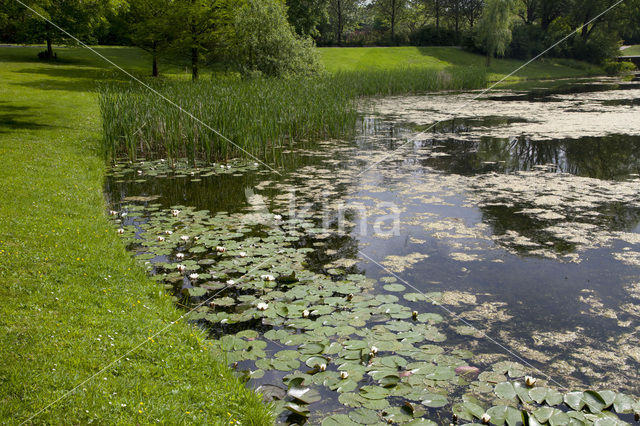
106, 76, 640, 423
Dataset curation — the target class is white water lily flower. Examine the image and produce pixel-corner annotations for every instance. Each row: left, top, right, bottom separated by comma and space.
164, 230, 173, 235
525, 376, 537, 387
261, 274, 275, 281
257, 302, 268, 311
253, 162, 258, 166
117, 228, 125, 234
171, 209, 180, 217
137, 170, 142, 175
216, 246, 226, 253
157, 236, 165, 242
189, 273, 199, 280
238, 251, 247, 258
481, 413, 491, 424
180, 235, 189, 242
412, 310, 418, 319
177, 264, 186, 273
340, 371, 349, 380
370, 346, 378, 355
318, 363, 327, 372
302, 309, 310, 318
273, 214, 282, 221
109, 210, 118, 216
176, 253, 185, 260
226, 279, 235, 285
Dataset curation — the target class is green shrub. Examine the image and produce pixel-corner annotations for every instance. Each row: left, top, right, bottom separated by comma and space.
228, 0, 321, 77
603, 60, 637, 76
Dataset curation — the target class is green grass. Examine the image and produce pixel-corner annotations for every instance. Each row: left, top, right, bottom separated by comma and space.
621, 44, 640, 56
0, 46, 273, 424
318, 46, 604, 82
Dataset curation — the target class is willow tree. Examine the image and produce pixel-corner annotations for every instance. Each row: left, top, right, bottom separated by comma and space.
477, 0, 514, 66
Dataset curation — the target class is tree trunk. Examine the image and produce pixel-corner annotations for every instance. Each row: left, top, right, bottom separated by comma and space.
337, 0, 343, 46
191, 47, 199, 81
391, 0, 396, 45
486, 52, 491, 67
152, 41, 159, 77
46, 36, 53, 58
435, 0, 440, 30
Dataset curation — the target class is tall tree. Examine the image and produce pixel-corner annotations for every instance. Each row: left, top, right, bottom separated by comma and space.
461, 0, 483, 27
286, 0, 328, 37
327, 0, 359, 45
172, 0, 233, 80
375, 0, 408, 43
127, 0, 173, 76
13, 0, 111, 58
476, 0, 513, 65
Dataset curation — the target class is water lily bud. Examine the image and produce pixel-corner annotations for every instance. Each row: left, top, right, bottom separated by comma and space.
257, 302, 268, 311
273, 214, 282, 221
261, 274, 275, 281
216, 246, 226, 253
180, 235, 189, 242
452, 413, 458, 423
302, 309, 310, 318
318, 363, 326, 372
176, 253, 185, 260
117, 228, 124, 234
340, 371, 349, 380
137, 170, 142, 175
232, 362, 238, 369
194, 236, 199, 241
481, 413, 491, 424
226, 279, 235, 285
412, 310, 418, 319
189, 273, 199, 280
370, 346, 378, 355
177, 264, 186, 273
109, 210, 118, 216
346, 294, 353, 301
525, 376, 537, 387
157, 236, 165, 242
164, 230, 173, 235
171, 209, 180, 217
239, 251, 247, 258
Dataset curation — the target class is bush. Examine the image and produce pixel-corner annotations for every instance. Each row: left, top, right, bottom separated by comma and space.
228, 0, 321, 77
602, 60, 637, 76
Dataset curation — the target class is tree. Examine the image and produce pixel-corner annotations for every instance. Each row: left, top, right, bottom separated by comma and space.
476, 0, 513, 65
171, 0, 234, 80
375, 0, 408, 44
127, 0, 174, 76
286, 0, 328, 38
328, 0, 359, 45
229, 0, 321, 76
461, 0, 483, 27
12, 0, 111, 58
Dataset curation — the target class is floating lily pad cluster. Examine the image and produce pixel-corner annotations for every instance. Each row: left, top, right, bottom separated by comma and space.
108, 160, 640, 425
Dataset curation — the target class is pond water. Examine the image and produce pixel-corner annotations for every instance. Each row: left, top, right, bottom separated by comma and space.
105, 75, 640, 425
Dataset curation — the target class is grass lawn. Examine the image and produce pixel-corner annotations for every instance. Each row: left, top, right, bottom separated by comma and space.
319, 46, 603, 82
622, 44, 640, 56
0, 46, 272, 424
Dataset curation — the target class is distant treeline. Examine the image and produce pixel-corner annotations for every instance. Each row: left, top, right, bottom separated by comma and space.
1, 0, 639, 74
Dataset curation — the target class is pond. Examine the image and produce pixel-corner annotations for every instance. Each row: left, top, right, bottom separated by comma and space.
105, 75, 640, 425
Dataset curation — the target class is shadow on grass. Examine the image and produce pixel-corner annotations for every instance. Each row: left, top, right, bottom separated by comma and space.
0, 101, 56, 133
12, 66, 137, 92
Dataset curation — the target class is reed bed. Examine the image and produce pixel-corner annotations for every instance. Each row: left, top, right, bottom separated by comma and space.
99, 67, 487, 164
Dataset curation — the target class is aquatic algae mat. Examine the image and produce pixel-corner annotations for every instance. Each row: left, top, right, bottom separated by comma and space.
106, 78, 640, 424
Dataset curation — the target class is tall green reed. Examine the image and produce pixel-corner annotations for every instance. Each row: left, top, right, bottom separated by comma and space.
99, 66, 487, 164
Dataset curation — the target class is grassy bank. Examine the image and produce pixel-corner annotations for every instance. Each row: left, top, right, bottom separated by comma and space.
0, 47, 272, 424
319, 46, 604, 82
621, 44, 640, 56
